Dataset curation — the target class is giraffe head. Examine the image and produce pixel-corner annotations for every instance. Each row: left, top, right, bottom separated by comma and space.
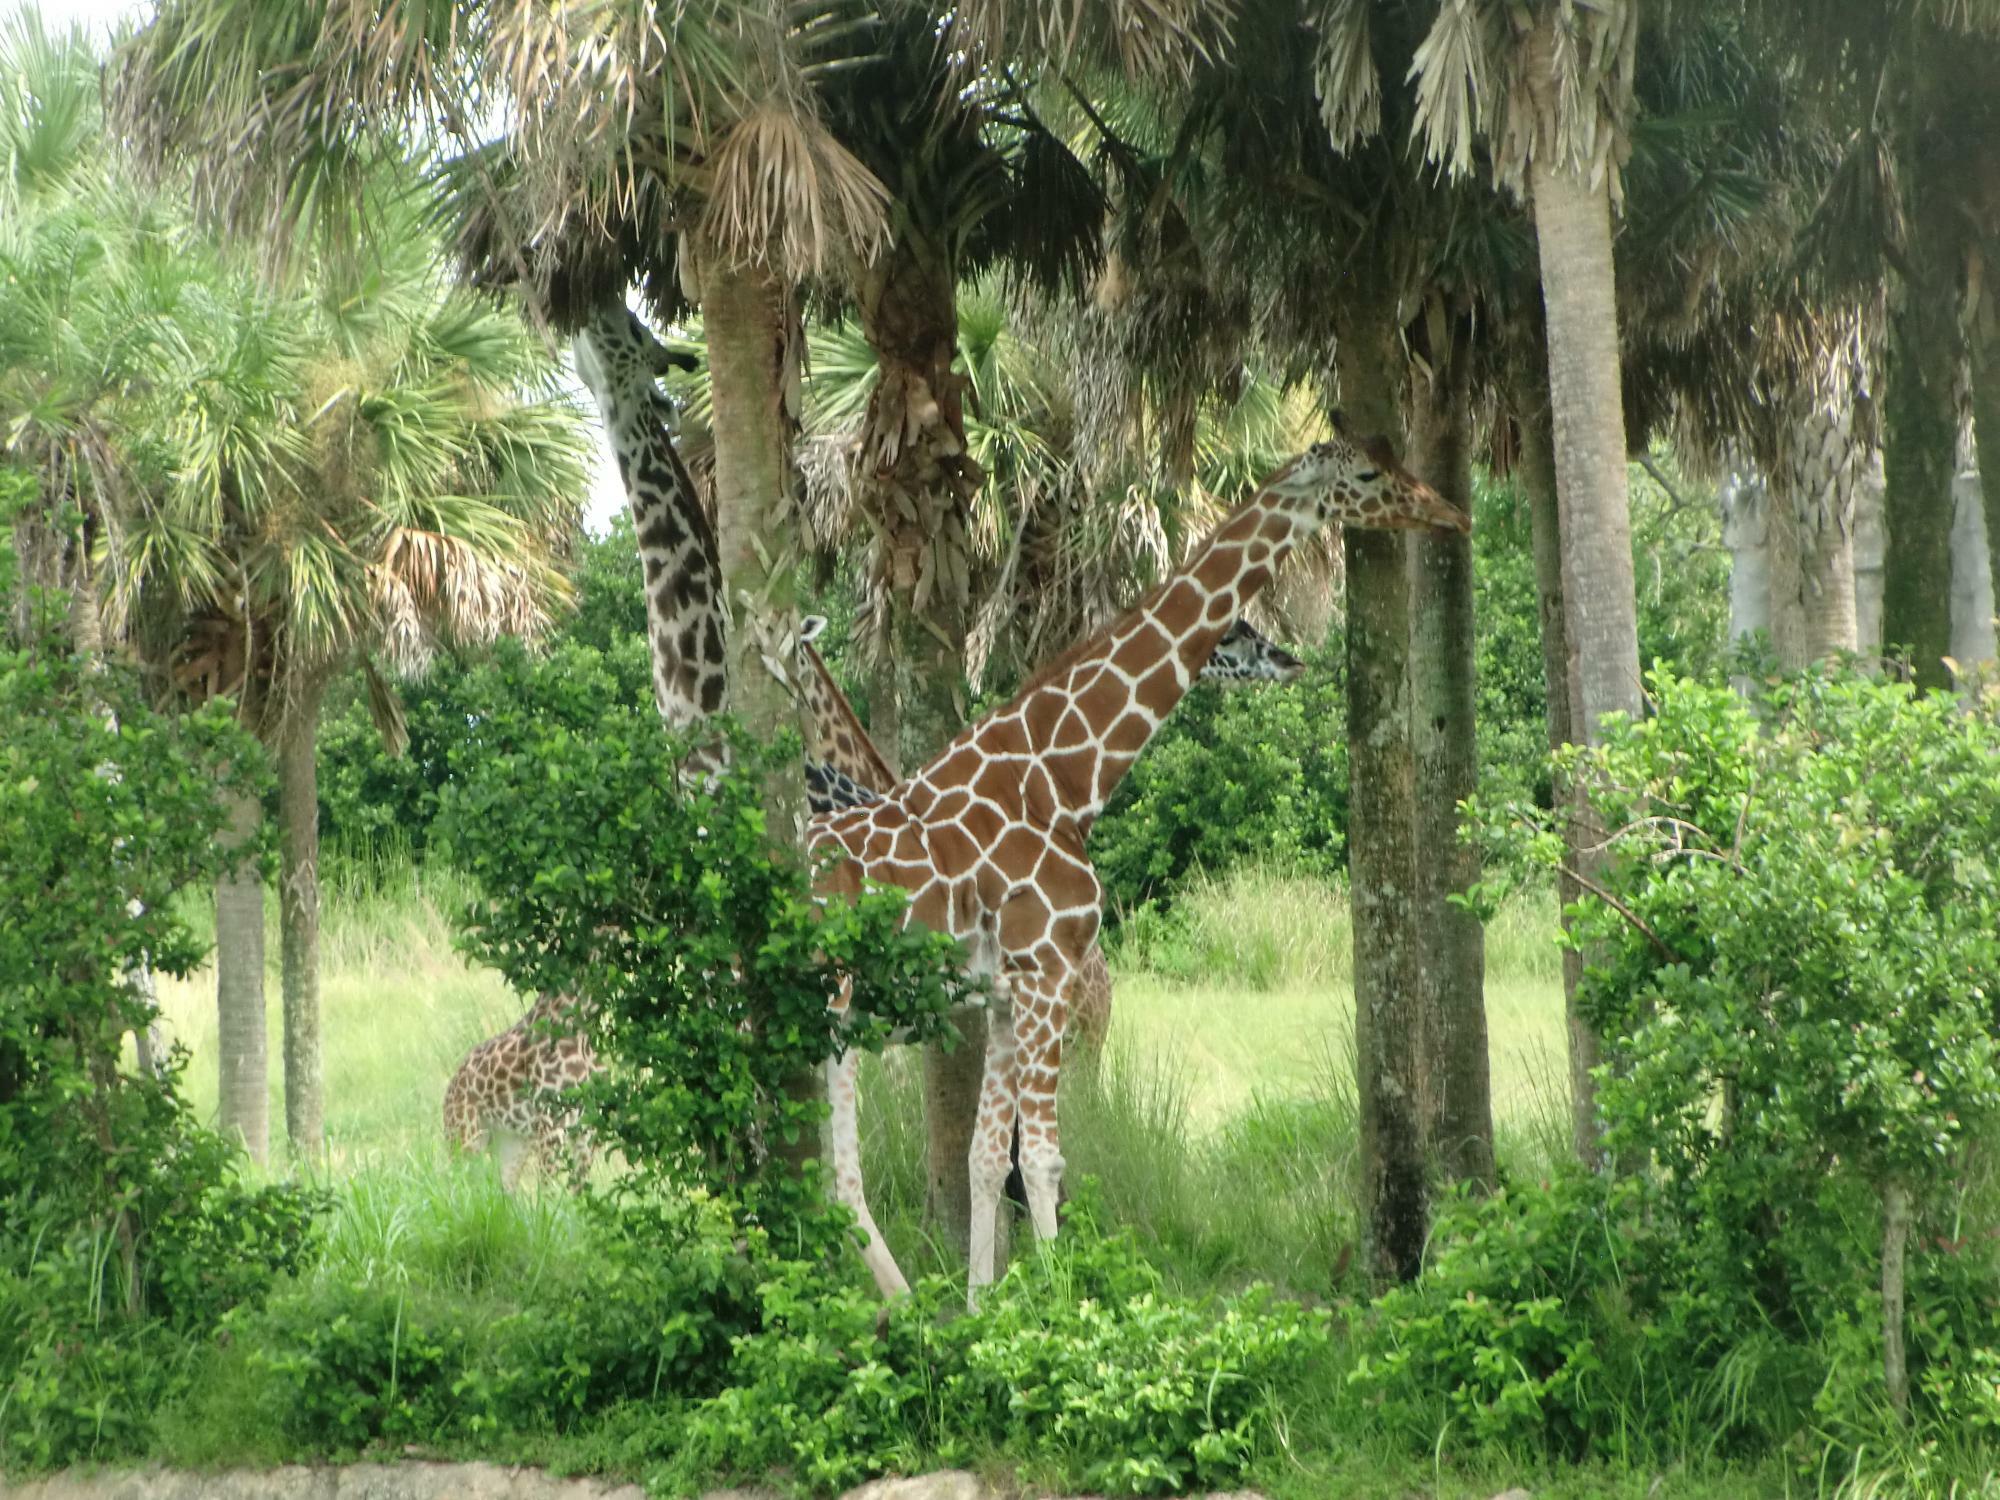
572, 304, 699, 433
1199, 619, 1304, 684
1263, 417, 1470, 535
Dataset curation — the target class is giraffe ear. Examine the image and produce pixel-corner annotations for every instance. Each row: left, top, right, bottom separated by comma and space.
799, 614, 829, 645
1362, 435, 1399, 469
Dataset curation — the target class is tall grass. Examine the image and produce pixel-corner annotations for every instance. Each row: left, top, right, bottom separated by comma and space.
156, 853, 1569, 1285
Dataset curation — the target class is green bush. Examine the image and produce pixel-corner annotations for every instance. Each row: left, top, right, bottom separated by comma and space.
0, 644, 324, 1469
946, 1234, 1330, 1495
317, 635, 651, 863
1410, 668, 2000, 1471
1349, 1173, 1740, 1462
437, 699, 964, 1245
1093, 655, 1349, 921
667, 1194, 1332, 1498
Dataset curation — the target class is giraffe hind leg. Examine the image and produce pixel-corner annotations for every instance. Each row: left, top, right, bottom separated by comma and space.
966, 1003, 1022, 1301
494, 1128, 531, 1193
1010, 972, 1067, 1246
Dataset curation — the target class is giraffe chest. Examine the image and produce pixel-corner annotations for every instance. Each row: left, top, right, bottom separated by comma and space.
810, 798, 1101, 972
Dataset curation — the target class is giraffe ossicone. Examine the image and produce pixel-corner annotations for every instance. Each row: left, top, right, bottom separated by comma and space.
811, 423, 1468, 1301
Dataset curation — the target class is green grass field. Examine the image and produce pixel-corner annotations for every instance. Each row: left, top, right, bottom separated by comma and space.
152, 859, 1570, 1186
148, 858, 1573, 1305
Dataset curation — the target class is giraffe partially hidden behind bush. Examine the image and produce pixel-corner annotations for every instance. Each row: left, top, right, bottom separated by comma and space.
794, 612, 1306, 1056
442, 992, 600, 1190
812, 424, 1468, 1300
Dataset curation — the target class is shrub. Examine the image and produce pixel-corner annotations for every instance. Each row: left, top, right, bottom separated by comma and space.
1348, 1173, 1744, 1462
945, 1224, 1330, 1496
0, 643, 324, 1468
667, 1194, 1332, 1498
436, 701, 965, 1246
317, 635, 651, 863
1093, 654, 1349, 921
1440, 669, 2000, 1466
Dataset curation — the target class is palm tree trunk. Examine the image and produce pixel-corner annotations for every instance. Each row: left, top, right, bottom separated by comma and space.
1406, 312, 1493, 1191
1529, 126, 1644, 1168
852, 222, 991, 1254
1515, 374, 1588, 1079
278, 679, 326, 1163
702, 250, 818, 1175
1766, 462, 1808, 670
1791, 386, 1862, 663
1951, 455, 1995, 667
215, 781, 268, 1164
1973, 309, 2000, 609
1855, 450, 1888, 659
1337, 309, 1428, 1283
1721, 463, 1772, 678
1882, 195, 1963, 689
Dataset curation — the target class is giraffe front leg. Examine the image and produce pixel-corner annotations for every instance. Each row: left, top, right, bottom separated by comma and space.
1010, 969, 1068, 1245
966, 996, 1021, 1301
827, 1048, 909, 1298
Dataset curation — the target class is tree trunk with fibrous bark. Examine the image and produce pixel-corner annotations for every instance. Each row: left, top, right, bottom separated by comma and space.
702, 250, 818, 1176
1528, 98, 1644, 1167
1406, 308, 1493, 1192
1338, 299, 1428, 1282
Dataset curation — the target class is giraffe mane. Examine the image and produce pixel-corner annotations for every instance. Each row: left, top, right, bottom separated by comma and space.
1008, 575, 1178, 703
999, 497, 1269, 710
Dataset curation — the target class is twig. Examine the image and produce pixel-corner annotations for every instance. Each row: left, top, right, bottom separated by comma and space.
1559, 864, 1686, 965
1637, 452, 1695, 516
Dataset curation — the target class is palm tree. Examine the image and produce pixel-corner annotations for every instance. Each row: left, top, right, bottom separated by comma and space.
0, 9, 255, 1104
1407, 0, 1646, 1163
98, 193, 585, 1162
1726, 1, 2000, 686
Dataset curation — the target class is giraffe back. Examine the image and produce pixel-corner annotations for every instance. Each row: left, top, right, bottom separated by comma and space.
443, 993, 603, 1191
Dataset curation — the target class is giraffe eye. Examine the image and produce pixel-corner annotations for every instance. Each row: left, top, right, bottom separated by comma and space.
1355, 469, 1381, 483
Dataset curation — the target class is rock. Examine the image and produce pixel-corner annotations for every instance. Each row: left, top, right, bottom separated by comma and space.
838, 1475, 991, 1500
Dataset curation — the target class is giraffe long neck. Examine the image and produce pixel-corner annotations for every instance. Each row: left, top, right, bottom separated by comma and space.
912, 494, 1315, 838
580, 330, 730, 736
802, 642, 898, 792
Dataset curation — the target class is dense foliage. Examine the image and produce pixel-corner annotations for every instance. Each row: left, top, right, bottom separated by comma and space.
0, 645, 323, 1467
1354, 671, 2000, 1476
433, 687, 965, 1243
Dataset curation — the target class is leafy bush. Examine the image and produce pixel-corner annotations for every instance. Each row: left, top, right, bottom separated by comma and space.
1418, 669, 2000, 1468
436, 697, 965, 1244
1349, 1173, 1739, 1462
946, 1232, 1330, 1495
1094, 653, 1349, 921
317, 635, 651, 863
0, 644, 324, 1468
668, 1194, 1331, 1497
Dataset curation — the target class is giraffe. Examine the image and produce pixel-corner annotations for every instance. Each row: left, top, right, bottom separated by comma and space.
570, 302, 729, 747
443, 992, 601, 1191
445, 301, 720, 1180
794, 612, 1307, 1051
811, 422, 1469, 1298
